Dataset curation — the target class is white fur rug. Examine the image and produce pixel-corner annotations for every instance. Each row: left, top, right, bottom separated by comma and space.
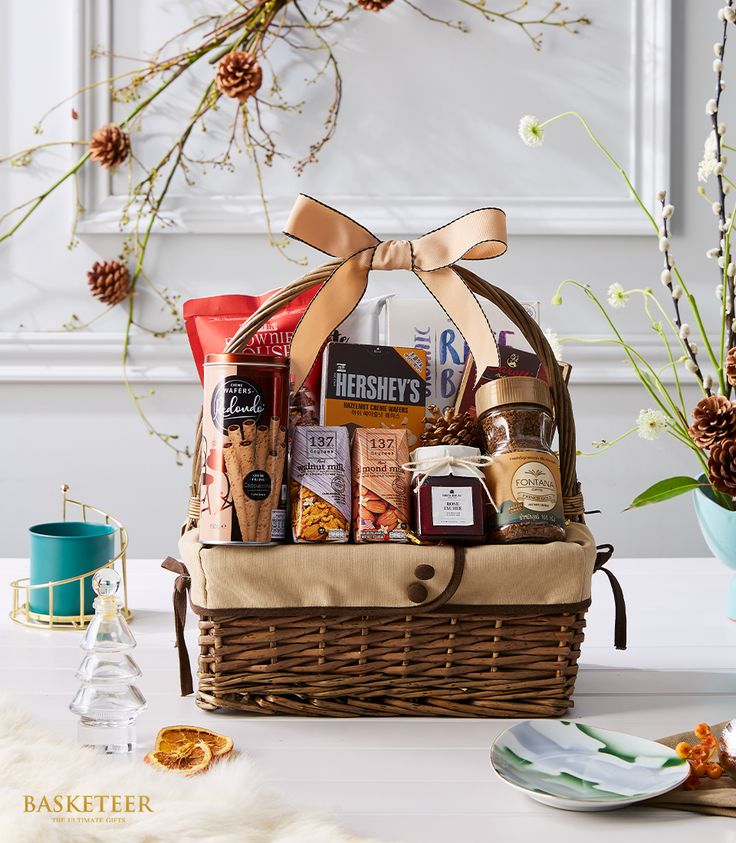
0, 701, 388, 843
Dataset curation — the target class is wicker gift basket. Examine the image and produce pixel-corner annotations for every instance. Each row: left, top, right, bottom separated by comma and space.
165, 199, 626, 718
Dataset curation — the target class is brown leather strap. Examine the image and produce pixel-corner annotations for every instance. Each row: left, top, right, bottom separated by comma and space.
594, 544, 627, 651
161, 557, 194, 696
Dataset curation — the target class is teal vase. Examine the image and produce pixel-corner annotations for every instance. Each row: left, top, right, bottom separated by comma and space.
692, 477, 736, 620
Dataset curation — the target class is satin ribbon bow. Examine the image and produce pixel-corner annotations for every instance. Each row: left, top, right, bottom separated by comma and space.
402, 454, 500, 513
284, 195, 508, 394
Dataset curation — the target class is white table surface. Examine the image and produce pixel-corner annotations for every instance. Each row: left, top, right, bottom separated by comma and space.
3, 556, 736, 842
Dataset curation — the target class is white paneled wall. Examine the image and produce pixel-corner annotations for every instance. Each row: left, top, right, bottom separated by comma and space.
0, 0, 723, 559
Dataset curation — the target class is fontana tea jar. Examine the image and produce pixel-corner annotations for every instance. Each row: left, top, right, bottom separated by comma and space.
200, 353, 289, 545
408, 445, 487, 543
476, 376, 565, 543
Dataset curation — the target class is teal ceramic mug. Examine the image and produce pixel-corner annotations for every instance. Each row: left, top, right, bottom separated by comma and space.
29, 522, 116, 617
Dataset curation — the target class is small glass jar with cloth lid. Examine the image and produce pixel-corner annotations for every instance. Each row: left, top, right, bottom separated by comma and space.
476, 376, 566, 543
404, 445, 491, 543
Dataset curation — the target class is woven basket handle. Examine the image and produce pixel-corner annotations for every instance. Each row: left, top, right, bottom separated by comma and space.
187, 260, 583, 528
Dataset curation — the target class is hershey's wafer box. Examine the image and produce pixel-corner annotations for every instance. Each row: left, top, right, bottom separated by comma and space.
320, 343, 427, 447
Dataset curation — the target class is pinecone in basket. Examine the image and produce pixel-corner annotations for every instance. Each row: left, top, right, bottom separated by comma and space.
88, 124, 130, 169
357, 0, 395, 10
727, 346, 736, 388
688, 395, 736, 449
215, 51, 263, 102
87, 260, 132, 306
420, 405, 482, 449
708, 439, 736, 497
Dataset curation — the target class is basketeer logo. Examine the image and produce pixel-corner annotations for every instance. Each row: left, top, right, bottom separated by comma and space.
23, 793, 154, 826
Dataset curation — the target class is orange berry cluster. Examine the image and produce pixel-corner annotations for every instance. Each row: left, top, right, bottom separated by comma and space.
675, 722, 723, 790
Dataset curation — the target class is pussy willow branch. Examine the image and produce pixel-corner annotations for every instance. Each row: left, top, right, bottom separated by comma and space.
658, 194, 712, 395
712, 2, 735, 395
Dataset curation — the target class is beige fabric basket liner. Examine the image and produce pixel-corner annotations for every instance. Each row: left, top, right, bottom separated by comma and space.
179, 522, 597, 612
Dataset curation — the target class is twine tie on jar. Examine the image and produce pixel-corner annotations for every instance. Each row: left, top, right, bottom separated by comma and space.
402, 454, 500, 512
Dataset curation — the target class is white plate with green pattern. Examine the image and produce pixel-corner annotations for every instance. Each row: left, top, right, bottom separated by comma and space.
490, 720, 689, 811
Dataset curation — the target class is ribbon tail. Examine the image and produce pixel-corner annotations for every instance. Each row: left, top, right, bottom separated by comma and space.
162, 557, 194, 696
414, 266, 499, 384
289, 251, 373, 395
594, 545, 627, 651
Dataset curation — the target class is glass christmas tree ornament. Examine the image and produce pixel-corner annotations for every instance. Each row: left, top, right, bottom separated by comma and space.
69, 569, 145, 753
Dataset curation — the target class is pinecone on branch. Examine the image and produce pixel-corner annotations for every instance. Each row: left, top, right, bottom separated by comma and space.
357, 0, 395, 9
726, 346, 736, 388
215, 51, 263, 102
87, 260, 132, 306
688, 395, 736, 448
420, 405, 482, 449
88, 124, 130, 169
708, 439, 736, 497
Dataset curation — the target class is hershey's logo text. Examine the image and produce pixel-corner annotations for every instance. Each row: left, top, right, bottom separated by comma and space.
334, 373, 421, 404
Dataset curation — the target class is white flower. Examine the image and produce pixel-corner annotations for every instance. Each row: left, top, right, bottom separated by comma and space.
715, 59, 724, 72
656, 189, 667, 202
717, 283, 724, 299
729, 262, 736, 277
690, 342, 699, 356
719, 121, 727, 135
722, 80, 727, 91
715, 161, 726, 176
715, 42, 724, 56
707, 98, 718, 115
713, 201, 723, 215
686, 359, 699, 374
607, 282, 629, 309
707, 247, 720, 258
719, 255, 726, 268
679, 323, 691, 338
543, 328, 563, 360
726, 7, 736, 22
703, 374, 714, 390
659, 236, 670, 252
636, 409, 668, 441
662, 204, 674, 219
661, 269, 672, 285
672, 285, 683, 300
518, 115, 544, 147
719, 6, 726, 20
699, 131, 719, 182
669, 256, 676, 268
726, 183, 732, 194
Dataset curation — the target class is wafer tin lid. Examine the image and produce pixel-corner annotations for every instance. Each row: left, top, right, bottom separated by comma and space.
204, 353, 288, 367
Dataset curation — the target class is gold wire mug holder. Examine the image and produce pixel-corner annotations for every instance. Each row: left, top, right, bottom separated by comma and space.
9, 484, 131, 630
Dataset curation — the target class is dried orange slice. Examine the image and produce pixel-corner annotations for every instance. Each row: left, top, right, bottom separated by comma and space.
153, 725, 234, 759
144, 738, 213, 776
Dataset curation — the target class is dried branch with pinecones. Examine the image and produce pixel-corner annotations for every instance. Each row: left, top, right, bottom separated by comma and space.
0, 1, 589, 459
